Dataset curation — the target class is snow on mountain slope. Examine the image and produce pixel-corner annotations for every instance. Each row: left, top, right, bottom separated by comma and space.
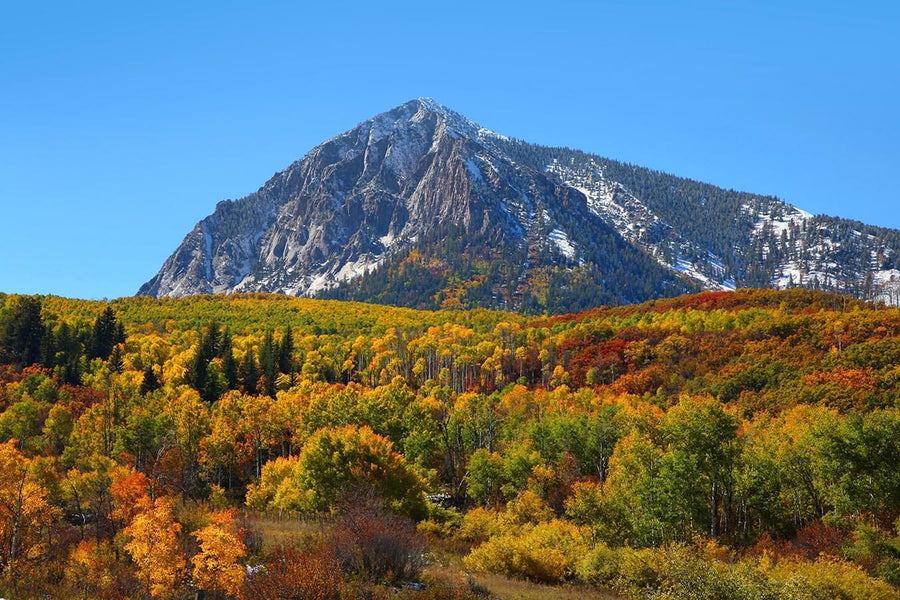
547, 158, 736, 291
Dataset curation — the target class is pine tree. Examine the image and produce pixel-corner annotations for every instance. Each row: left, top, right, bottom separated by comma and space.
189, 321, 227, 402
278, 325, 295, 375
258, 330, 277, 396
0, 295, 45, 365
139, 366, 160, 395
189, 345, 208, 397
108, 345, 125, 373
239, 348, 259, 395
89, 306, 118, 360
221, 327, 239, 390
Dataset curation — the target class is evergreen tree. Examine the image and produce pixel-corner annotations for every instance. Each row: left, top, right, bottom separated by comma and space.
200, 321, 221, 362
189, 344, 209, 397
239, 348, 259, 395
39, 324, 55, 367
89, 305, 118, 360
140, 366, 161, 395
258, 330, 277, 396
278, 326, 294, 376
0, 295, 45, 365
109, 344, 125, 373
53, 321, 82, 385
189, 321, 228, 402
221, 328, 239, 390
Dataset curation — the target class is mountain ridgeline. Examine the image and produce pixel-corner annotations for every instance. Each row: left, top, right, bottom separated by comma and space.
138, 98, 900, 312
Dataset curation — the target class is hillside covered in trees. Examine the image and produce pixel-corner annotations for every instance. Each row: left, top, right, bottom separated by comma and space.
0, 289, 897, 599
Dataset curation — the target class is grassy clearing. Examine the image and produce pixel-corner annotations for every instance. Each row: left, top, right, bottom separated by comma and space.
240, 511, 326, 552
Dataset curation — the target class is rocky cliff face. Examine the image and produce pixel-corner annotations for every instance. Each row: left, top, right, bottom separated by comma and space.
140, 99, 545, 297
139, 98, 900, 310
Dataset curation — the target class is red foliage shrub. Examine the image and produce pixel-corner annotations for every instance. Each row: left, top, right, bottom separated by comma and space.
244, 544, 343, 600
751, 521, 844, 560
58, 384, 107, 420
791, 521, 844, 559
328, 489, 426, 583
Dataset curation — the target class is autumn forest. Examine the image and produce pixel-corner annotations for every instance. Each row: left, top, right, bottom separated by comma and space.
0, 289, 898, 599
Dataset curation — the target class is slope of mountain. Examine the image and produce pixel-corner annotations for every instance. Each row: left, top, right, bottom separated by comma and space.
138, 98, 900, 311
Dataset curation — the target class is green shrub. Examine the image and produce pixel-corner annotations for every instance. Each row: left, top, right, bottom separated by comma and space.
615, 546, 661, 591
463, 520, 588, 583
576, 541, 621, 586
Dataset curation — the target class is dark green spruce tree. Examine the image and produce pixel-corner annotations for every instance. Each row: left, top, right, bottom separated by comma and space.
0, 295, 45, 366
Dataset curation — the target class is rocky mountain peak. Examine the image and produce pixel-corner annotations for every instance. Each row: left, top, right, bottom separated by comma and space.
138, 100, 900, 311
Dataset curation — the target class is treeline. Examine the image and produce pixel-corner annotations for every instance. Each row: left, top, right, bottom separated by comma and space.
0, 289, 896, 598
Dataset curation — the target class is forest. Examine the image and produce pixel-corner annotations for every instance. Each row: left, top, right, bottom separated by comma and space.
0, 288, 897, 599
321, 219, 695, 314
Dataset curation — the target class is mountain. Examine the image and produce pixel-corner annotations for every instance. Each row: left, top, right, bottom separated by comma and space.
138, 98, 900, 312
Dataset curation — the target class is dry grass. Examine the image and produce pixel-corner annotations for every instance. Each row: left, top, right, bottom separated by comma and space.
240, 511, 326, 552
469, 572, 624, 600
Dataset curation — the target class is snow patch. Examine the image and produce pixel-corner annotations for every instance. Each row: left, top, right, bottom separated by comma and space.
673, 257, 735, 291
546, 159, 661, 247
334, 255, 383, 283
549, 229, 576, 259
478, 126, 509, 142
465, 159, 482, 182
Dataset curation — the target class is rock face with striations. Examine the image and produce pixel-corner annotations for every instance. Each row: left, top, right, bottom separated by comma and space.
139, 98, 900, 312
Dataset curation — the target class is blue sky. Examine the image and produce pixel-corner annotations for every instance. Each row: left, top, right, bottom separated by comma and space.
1, 1, 898, 299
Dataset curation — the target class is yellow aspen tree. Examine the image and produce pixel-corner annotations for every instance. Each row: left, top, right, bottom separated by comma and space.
191, 508, 246, 598
122, 496, 185, 598
65, 539, 117, 598
0, 441, 59, 573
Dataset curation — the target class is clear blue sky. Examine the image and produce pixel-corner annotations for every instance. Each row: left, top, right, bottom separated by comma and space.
2, 1, 898, 299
